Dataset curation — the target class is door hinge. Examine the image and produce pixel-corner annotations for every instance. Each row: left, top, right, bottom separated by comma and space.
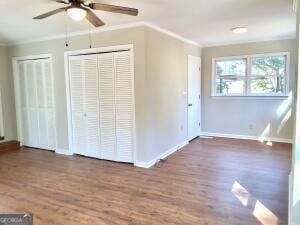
199, 94, 201, 99
199, 122, 201, 126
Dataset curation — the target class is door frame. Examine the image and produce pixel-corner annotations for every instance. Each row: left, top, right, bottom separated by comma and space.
12, 54, 57, 148
0, 88, 4, 140
64, 44, 137, 164
187, 55, 202, 141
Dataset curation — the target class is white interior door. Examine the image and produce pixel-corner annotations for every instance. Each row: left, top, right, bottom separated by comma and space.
16, 57, 56, 150
188, 55, 201, 141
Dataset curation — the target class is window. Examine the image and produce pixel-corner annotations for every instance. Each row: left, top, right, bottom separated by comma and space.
212, 53, 289, 97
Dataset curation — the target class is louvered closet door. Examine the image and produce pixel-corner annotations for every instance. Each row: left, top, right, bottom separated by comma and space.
18, 58, 56, 150
69, 55, 101, 157
98, 53, 116, 161
69, 56, 86, 155
35, 60, 48, 149
25, 61, 39, 148
43, 60, 56, 150
83, 55, 101, 158
114, 51, 134, 163
18, 62, 30, 146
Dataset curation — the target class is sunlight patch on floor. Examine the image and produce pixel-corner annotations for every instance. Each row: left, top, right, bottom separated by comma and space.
253, 200, 278, 225
266, 141, 273, 146
231, 181, 250, 207
231, 182, 279, 225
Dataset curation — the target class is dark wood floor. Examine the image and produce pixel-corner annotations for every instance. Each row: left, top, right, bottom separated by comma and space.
0, 138, 292, 225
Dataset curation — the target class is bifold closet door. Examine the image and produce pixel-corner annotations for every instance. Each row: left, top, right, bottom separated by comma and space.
114, 51, 134, 163
17, 58, 56, 150
69, 55, 101, 158
98, 51, 134, 163
68, 50, 134, 163
98, 53, 116, 161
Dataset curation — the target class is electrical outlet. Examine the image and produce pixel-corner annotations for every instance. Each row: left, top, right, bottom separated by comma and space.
248, 124, 254, 130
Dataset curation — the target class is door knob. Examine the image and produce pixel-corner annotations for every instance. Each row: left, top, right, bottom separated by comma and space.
188, 104, 193, 107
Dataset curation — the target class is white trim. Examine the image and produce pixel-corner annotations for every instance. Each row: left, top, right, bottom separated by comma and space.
202, 36, 296, 48
211, 52, 290, 97
2, 21, 295, 48
289, 171, 293, 225
142, 22, 201, 47
211, 96, 289, 100
12, 54, 58, 149
0, 89, 4, 138
64, 44, 137, 162
56, 148, 72, 155
135, 140, 189, 168
293, 0, 299, 12
7, 21, 201, 47
201, 132, 293, 143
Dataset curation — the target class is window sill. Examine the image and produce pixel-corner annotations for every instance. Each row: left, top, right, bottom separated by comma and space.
211, 95, 289, 100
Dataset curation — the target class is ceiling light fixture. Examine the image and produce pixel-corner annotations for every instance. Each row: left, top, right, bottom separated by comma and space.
231, 27, 248, 34
67, 7, 87, 21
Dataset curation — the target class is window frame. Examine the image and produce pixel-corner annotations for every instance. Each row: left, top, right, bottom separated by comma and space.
211, 52, 290, 98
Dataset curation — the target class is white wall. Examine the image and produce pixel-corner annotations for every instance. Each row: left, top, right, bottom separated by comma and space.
201, 39, 296, 142
143, 27, 201, 163
0, 46, 17, 141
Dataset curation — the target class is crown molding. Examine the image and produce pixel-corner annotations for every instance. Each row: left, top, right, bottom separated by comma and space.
6, 21, 202, 47
5, 20, 294, 48
202, 35, 296, 48
142, 22, 202, 47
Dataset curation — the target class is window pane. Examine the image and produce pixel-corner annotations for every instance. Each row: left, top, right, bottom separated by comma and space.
250, 76, 285, 94
216, 77, 245, 95
216, 59, 246, 76
251, 55, 286, 76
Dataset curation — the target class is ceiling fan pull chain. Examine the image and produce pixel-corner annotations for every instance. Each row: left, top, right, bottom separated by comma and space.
65, 16, 69, 47
88, 14, 92, 49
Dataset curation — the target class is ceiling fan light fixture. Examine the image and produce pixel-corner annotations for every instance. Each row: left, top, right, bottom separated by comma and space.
67, 7, 87, 21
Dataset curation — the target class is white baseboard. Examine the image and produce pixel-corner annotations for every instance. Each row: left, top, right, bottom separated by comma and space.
289, 172, 293, 225
201, 132, 293, 144
55, 148, 72, 155
135, 140, 189, 168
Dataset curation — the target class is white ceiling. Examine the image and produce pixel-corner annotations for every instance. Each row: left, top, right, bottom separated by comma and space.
0, 0, 296, 46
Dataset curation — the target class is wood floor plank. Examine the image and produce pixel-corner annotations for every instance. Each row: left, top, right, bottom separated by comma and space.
0, 138, 291, 225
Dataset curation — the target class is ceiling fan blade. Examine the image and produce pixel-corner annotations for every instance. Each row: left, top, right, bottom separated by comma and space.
86, 9, 105, 27
89, 3, 138, 16
52, 0, 69, 4
33, 7, 66, 19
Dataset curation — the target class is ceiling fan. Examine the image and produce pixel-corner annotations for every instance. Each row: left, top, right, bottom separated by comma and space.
33, 0, 139, 27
